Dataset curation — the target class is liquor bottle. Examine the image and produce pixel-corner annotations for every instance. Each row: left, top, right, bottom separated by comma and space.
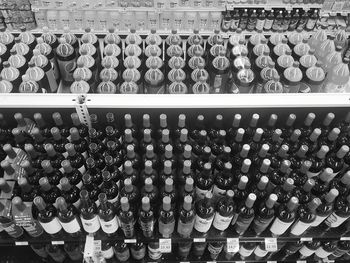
160, 178, 177, 210
39, 177, 61, 205
98, 193, 119, 236
326, 145, 349, 177
41, 160, 63, 186
252, 193, 278, 235
44, 144, 64, 169
34, 196, 62, 237
50, 127, 68, 155
85, 158, 103, 187
120, 178, 140, 212
194, 191, 215, 236
269, 196, 299, 237
79, 189, 100, 235
312, 168, 334, 197
56, 197, 82, 237
138, 196, 155, 238
60, 177, 80, 209
307, 145, 329, 178
69, 127, 88, 157
289, 198, 321, 236
212, 190, 235, 234
82, 174, 101, 205
119, 197, 136, 238
298, 241, 321, 259
234, 193, 256, 236
195, 162, 214, 200
61, 160, 83, 190
213, 162, 234, 202
309, 189, 339, 228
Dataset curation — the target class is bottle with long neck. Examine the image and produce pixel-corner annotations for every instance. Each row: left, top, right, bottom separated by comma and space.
293, 179, 315, 206
24, 144, 43, 170
41, 159, 63, 187
0, 199, 24, 238
61, 160, 83, 189
307, 145, 329, 178
51, 127, 69, 155
158, 196, 175, 238
81, 174, 101, 205
326, 145, 349, 177
79, 189, 100, 235
213, 162, 234, 202
267, 160, 290, 193
120, 178, 140, 213
322, 195, 350, 232
39, 177, 60, 205
44, 144, 64, 170
252, 194, 278, 235
177, 195, 195, 238
330, 171, 350, 196
234, 193, 257, 236
18, 177, 38, 202
69, 127, 88, 157
59, 177, 80, 209
98, 193, 119, 236
56, 197, 82, 237
65, 143, 86, 174
311, 168, 334, 197
34, 196, 62, 238
194, 192, 215, 236
139, 197, 155, 238
195, 162, 214, 200
119, 197, 136, 238
212, 190, 235, 234
269, 196, 299, 237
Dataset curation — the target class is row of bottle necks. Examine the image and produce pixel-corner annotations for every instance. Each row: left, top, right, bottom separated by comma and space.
1, 110, 350, 242
26, 240, 350, 263
33, 7, 326, 34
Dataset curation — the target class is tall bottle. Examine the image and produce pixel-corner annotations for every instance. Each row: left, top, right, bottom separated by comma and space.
79, 189, 100, 235
56, 197, 82, 237
56, 37, 76, 85
158, 196, 175, 238
212, 190, 235, 234
119, 197, 136, 238
139, 197, 155, 238
209, 50, 230, 94
0, 199, 23, 238
194, 192, 215, 236
252, 194, 278, 235
98, 193, 119, 236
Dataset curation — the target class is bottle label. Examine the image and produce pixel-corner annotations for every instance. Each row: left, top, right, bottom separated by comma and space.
235, 215, 254, 234
315, 247, 333, 258
290, 220, 311, 236
40, 217, 62, 234
253, 216, 274, 234
212, 185, 227, 201
60, 218, 81, 234
213, 213, 233, 231
256, 19, 265, 31
22, 220, 43, 237
140, 220, 155, 237
159, 220, 175, 238
239, 245, 254, 257
208, 243, 223, 255
100, 216, 119, 234
81, 215, 100, 234
120, 221, 135, 238
231, 19, 240, 30
195, 186, 213, 200
222, 20, 231, 31
299, 246, 315, 257
194, 214, 214, 233
3, 223, 23, 238
310, 215, 328, 227
264, 19, 273, 30
101, 247, 114, 259
269, 217, 294, 236
325, 212, 350, 228
177, 219, 194, 238
148, 244, 162, 260
254, 245, 268, 258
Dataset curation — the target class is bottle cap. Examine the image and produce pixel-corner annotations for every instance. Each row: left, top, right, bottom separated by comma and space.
245, 193, 256, 208
0, 160, 15, 175
341, 171, 350, 185
33, 196, 46, 211
185, 177, 194, 192
328, 128, 340, 142
257, 176, 269, 190
240, 144, 250, 158
241, 159, 251, 173
165, 144, 173, 159
124, 178, 133, 193
60, 177, 72, 192
124, 161, 133, 175
142, 197, 151, 211
287, 197, 299, 211
337, 145, 350, 158
121, 197, 130, 212
165, 178, 174, 192
183, 145, 192, 159
283, 178, 295, 191
266, 194, 278, 209
164, 160, 172, 175
183, 196, 192, 211
280, 160, 291, 173
320, 168, 334, 182
162, 196, 172, 211
304, 113, 316, 126
144, 178, 153, 192
325, 189, 339, 203
238, 176, 248, 190
3, 144, 16, 159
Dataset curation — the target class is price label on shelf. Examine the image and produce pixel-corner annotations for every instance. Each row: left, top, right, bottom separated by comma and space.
159, 239, 172, 253
15, 241, 28, 246
193, 238, 206, 242
52, 241, 65, 245
267, 261, 277, 263
297, 261, 307, 263
124, 239, 137, 243
226, 238, 239, 253
300, 237, 312, 242
341, 237, 350, 241
265, 238, 278, 252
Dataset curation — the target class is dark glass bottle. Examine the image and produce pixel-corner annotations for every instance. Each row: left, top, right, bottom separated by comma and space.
56, 197, 82, 237
89, 143, 106, 169
281, 113, 297, 140
138, 196, 155, 238
270, 144, 289, 170
71, 112, 89, 138
44, 143, 64, 169
195, 162, 214, 200
141, 178, 159, 209
311, 168, 334, 197
326, 145, 349, 177
60, 177, 81, 208
212, 190, 235, 234
120, 178, 140, 212
119, 197, 136, 238
82, 174, 101, 204
20, 160, 42, 186
213, 162, 234, 203
194, 192, 215, 236
41, 159, 63, 186
174, 114, 187, 140
234, 193, 257, 236
79, 189, 101, 235
158, 196, 175, 238
98, 193, 119, 236
39, 176, 61, 205
61, 160, 83, 189
52, 112, 70, 138
252, 193, 278, 235
85, 157, 103, 187
18, 177, 38, 202
24, 144, 44, 170
307, 145, 329, 178
69, 127, 88, 156
122, 160, 139, 186
293, 179, 315, 205
233, 175, 249, 205
51, 127, 69, 154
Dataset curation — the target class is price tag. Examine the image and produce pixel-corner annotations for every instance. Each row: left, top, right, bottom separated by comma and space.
267, 261, 277, 263
297, 261, 307, 263
31, 7, 39, 12
159, 239, 171, 253
226, 238, 239, 253
300, 237, 312, 242
124, 239, 137, 243
207, 261, 216, 263
52, 241, 64, 245
14, 215, 33, 227
93, 240, 102, 258
341, 237, 350, 241
193, 238, 206, 242
265, 238, 278, 252
221, 33, 229, 39
15, 241, 28, 246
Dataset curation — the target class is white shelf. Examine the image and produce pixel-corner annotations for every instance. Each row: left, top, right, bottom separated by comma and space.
84, 94, 350, 109
0, 94, 79, 108
226, 3, 323, 10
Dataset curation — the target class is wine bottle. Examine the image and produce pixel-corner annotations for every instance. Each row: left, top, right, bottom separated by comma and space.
301, 128, 321, 154
119, 197, 136, 238
289, 198, 321, 236
138, 197, 155, 238
44, 144, 64, 169
318, 128, 340, 153
322, 195, 350, 232
59, 177, 81, 208
0, 199, 24, 238
0, 160, 17, 181
120, 178, 140, 212
141, 178, 159, 209
24, 144, 43, 170
195, 162, 214, 200
311, 168, 334, 197
212, 190, 235, 234
178, 144, 193, 171
298, 241, 321, 259
234, 193, 257, 236
159, 196, 175, 238
61, 160, 83, 189
51, 127, 69, 155
174, 128, 189, 155
226, 114, 242, 143
140, 129, 156, 156
12, 196, 44, 238
208, 241, 224, 260
234, 159, 252, 184
157, 129, 171, 155
174, 114, 187, 140
85, 158, 103, 187
12, 128, 33, 149
279, 241, 303, 260
251, 144, 270, 170
114, 243, 130, 262
307, 145, 329, 178
249, 128, 264, 154
89, 143, 106, 169
105, 112, 121, 138
269, 196, 299, 237
330, 171, 350, 196
208, 114, 224, 141
229, 128, 245, 155
46, 244, 67, 262
65, 143, 86, 174
253, 159, 271, 183
52, 112, 69, 138
267, 160, 291, 193
194, 192, 215, 236
160, 178, 177, 209
326, 145, 349, 177
270, 144, 289, 170
89, 114, 105, 140
253, 193, 278, 235
253, 242, 269, 260
213, 162, 233, 202
105, 142, 123, 170
56, 197, 82, 237
245, 113, 260, 140
233, 175, 249, 205
328, 241, 350, 260
314, 241, 338, 260
195, 146, 213, 172
34, 196, 63, 237
39, 177, 61, 205
130, 242, 146, 261
239, 242, 256, 260
283, 129, 301, 154
232, 144, 250, 169
300, 112, 316, 139
79, 189, 100, 235
33, 113, 51, 139
273, 178, 295, 207
31, 128, 47, 154
192, 130, 208, 159
293, 179, 315, 205
69, 127, 88, 157
140, 160, 158, 186
160, 144, 176, 170
71, 113, 88, 138
251, 175, 269, 203
81, 174, 101, 205
98, 193, 119, 236
289, 144, 309, 170
41, 159, 63, 186
18, 177, 38, 202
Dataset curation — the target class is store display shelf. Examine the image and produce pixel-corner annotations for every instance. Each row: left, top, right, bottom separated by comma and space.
226, 3, 323, 10
1, 227, 349, 247
0, 94, 80, 108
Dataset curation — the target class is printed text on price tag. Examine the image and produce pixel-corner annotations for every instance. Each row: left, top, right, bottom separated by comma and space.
226, 238, 239, 253
159, 239, 172, 253
265, 238, 278, 252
